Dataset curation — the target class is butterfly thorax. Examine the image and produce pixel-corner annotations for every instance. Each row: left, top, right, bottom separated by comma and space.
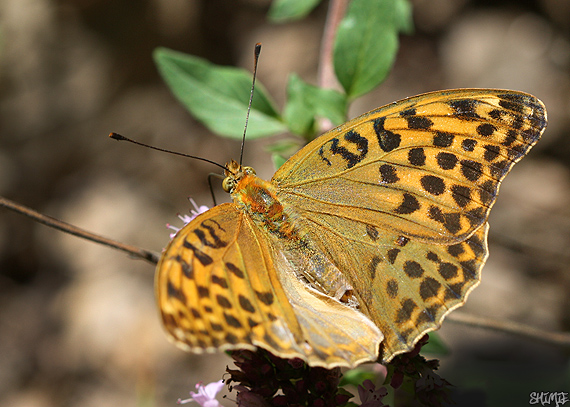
227, 163, 357, 305
230, 170, 294, 239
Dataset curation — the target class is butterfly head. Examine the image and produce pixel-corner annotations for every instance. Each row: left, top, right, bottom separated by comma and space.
222, 159, 256, 193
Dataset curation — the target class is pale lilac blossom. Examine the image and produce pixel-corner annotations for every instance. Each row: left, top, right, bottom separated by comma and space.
177, 380, 224, 407
167, 198, 209, 238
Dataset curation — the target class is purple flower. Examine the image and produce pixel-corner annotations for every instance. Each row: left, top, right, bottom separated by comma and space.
167, 198, 209, 238
177, 380, 224, 407
234, 385, 271, 407
358, 379, 388, 407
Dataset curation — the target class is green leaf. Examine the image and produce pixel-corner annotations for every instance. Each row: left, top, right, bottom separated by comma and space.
394, 0, 414, 34
333, 0, 413, 99
265, 138, 303, 154
268, 0, 322, 22
271, 152, 289, 169
153, 47, 286, 139
284, 73, 348, 136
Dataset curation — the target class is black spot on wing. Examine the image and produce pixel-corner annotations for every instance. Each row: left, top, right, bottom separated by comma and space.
407, 116, 434, 130
400, 107, 416, 116
319, 131, 369, 169
447, 243, 464, 258
478, 180, 496, 205
369, 256, 382, 280
428, 206, 462, 235
211, 322, 223, 331
195, 219, 228, 249
255, 291, 274, 306
211, 275, 228, 288
419, 277, 441, 301
167, 281, 187, 302
394, 193, 420, 215
426, 251, 440, 262
366, 224, 379, 241
387, 279, 398, 298
174, 255, 193, 278
197, 286, 210, 298
225, 262, 245, 279
462, 139, 477, 152
387, 248, 400, 264
451, 185, 471, 208
476, 123, 497, 137
502, 130, 517, 146
420, 175, 446, 196
396, 298, 418, 324
466, 232, 486, 258
497, 94, 526, 113
488, 109, 503, 120
460, 160, 483, 182
238, 295, 255, 313
436, 152, 458, 170
373, 117, 401, 152
403, 260, 424, 278
449, 99, 481, 120
489, 159, 511, 179
408, 148, 426, 166
216, 294, 232, 309
224, 313, 242, 328
379, 164, 399, 183
439, 262, 459, 279
183, 240, 213, 266
433, 132, 455, 147
483, 144, 501, 162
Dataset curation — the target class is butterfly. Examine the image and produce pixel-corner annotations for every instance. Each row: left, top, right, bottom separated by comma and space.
155, 89, 546, 368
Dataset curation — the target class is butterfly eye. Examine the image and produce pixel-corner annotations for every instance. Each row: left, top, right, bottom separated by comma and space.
222, 177, 237, 193
243, 166, 256, 175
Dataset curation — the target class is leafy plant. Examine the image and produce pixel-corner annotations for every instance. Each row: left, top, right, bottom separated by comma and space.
154, 0, 413, 167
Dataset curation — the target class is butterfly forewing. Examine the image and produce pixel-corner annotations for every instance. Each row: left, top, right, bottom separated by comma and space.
272, 89, 546, 361
156, 203, 382, 368
273, 89, 546, 243
157, 204, 302, 354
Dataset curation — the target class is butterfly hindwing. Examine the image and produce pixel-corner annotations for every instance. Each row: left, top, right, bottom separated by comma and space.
293, 212, 488, 362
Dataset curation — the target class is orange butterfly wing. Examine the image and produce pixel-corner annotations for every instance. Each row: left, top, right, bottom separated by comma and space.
156, 203, 382, 368
272, 89, 546, 361
156, 89, 546, 366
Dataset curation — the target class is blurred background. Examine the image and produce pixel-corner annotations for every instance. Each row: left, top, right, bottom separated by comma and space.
0, 0, 569, 406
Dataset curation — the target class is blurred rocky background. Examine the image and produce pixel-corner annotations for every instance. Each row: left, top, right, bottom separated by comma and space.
0, 0, 569, 406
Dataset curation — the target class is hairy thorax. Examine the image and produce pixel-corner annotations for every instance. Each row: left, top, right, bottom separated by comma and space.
231, 172, 358, 308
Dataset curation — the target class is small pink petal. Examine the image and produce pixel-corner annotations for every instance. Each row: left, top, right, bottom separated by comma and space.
178, 380, 224, 407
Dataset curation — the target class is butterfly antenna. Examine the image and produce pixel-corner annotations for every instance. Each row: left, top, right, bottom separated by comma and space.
239, 43, 262, 166
109, 132, 227, 171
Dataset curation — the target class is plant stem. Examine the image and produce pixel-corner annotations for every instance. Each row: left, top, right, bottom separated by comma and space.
0, 195, 159, 265
318, 0, 349, 91
448, 311, 570, 348
317, 0, 349, 134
